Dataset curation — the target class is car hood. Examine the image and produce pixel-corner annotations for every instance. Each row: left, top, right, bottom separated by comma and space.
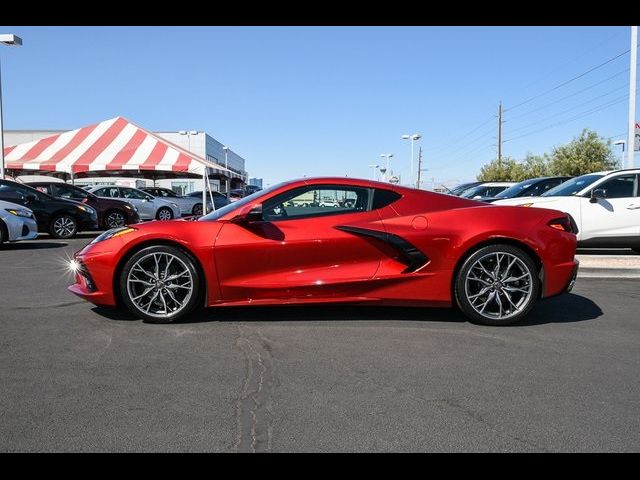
0, 199, 33, 211
491, 196, 569, 207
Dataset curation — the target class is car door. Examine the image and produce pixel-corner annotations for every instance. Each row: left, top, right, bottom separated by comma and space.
121, 188, 155, 219
580, 173, 640, 241
213, 184, 385, 302
0, 181, 49, 228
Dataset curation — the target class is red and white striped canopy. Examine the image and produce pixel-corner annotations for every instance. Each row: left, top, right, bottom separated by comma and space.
3, 116, 238, 178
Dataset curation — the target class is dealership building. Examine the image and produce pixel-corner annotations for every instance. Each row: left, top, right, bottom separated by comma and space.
4, 124, 248, 195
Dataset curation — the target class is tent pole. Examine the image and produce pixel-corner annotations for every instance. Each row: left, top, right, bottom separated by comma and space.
206, 174, 215, 211
70, 172, 74, 185
202, 167, 208, 215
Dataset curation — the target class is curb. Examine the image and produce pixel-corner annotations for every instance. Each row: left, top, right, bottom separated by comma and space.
577, 267, 640, 279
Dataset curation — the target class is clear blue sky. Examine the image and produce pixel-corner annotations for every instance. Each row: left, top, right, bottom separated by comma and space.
0, 26, 636, 187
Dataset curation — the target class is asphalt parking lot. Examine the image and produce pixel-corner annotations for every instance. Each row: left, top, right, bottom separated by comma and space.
1, 234, 639, 452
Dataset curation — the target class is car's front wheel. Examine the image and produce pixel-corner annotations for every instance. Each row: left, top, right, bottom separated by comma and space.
119, 245, 202, 323
104, 209, 126, 229
156, 207, 174, 221
50, 214, 78, 239
454, 244, 539, 326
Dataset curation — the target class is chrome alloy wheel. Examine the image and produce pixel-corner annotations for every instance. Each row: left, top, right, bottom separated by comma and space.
105, 211, 126, 228
126, 252, 194, 318
53, 216, 76, 238
464, 251, 533, 320
157, 208, 173, 221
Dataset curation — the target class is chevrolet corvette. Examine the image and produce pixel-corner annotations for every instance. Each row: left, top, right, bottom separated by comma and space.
68, 177, 579, 326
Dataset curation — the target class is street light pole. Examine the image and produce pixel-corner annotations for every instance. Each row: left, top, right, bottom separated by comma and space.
628, 26, 638, 169
614, 140, 626, 167
0, 34, 23, 180
380, 153, 393, 182
402, 133, 422, 188
368, 164, 379, 181
223, 146, 230, 198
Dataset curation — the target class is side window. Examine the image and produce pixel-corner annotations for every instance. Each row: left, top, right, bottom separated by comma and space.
123, 188, 147, 200
52, 184, 87, 200
372, 188, 401, 209
0, 183, 21, 201
596, 175, 636, 199
263, 185, 370, 222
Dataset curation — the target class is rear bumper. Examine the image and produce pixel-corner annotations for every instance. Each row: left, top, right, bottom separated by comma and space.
543, 258, 579, 298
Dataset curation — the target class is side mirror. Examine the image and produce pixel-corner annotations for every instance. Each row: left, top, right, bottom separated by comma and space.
231, 203, 263, 224
23, 193, 38, 203
590, 188, 606, 203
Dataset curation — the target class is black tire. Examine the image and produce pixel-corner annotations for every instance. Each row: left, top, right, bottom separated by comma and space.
0, 220, 7, 244
104, 209, 126, 229
119, 245, 202, 323
192, 203, 203, 216
454, 244, 540, 326
156, 207, 174, 221
50, 214, 78, 239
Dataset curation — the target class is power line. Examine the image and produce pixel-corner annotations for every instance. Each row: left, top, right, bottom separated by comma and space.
428, 123, 496, 165
504, 48, 630, 112
505, 83, 629, 135
426, 114, 495, 155
505, 67, 629, 122
516, 28, 626, 94
503, 93, 632, 143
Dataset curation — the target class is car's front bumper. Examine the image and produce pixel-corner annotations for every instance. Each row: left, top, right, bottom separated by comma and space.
6, 215, 38, 241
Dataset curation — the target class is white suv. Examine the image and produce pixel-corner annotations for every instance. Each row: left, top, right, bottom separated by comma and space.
493, 169, 640, 251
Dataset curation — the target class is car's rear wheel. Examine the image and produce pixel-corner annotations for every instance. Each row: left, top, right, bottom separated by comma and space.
156, 207, 173, 221
50, 214, 78, 239
104, 209, 126, 229
0, 220, 7, 244
119, 245, 201, 323
192, 203, 203, 216
454, 244, 539, 326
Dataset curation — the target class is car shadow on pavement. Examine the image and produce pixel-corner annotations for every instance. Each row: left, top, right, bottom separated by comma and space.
92, 291, 602, 326
0, 241, 68, 250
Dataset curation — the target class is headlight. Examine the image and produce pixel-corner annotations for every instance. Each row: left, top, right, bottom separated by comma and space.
90, 226, 136, 244
78, 205, 96, 215
124, 204, 132, 210
5, 207, 33, 218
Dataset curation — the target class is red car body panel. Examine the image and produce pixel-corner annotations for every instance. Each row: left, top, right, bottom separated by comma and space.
69, 177, 578, 310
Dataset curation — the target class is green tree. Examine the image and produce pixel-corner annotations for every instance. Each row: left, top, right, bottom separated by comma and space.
547, 129, 619, 176
477, 157, 525, 182
521, 153, 550, 179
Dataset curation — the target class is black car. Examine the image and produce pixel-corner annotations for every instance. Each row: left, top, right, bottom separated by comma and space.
187, 190, 231, 210
479, 176, 572, 203
0, 179, 98, 239
27, 181, 140, 229
447, 181, 483, 196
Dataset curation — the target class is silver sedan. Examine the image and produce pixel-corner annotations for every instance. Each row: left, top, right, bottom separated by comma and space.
141, 187, 203, 216
0, 199, 38, 244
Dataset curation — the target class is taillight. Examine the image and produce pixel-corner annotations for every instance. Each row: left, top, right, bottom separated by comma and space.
548, 216, 576, 234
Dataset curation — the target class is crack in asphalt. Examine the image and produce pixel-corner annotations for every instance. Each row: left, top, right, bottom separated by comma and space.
233, 325, 278, 452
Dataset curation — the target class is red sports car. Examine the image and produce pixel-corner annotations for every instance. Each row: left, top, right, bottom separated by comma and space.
68, 177, 579, 326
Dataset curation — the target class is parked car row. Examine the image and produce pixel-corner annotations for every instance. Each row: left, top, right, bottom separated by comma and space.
0, 179, 235, 243
449, 169, 640, 252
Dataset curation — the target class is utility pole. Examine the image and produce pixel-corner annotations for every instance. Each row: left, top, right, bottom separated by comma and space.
416, 146, 423, 189
628, 26, 637, 169
497, 101, 503, 168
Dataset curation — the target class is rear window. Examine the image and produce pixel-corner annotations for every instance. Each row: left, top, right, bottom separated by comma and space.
372, 189, 401, 209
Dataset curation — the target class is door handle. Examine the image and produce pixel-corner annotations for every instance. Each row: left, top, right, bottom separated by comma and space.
626, 204, 640, 210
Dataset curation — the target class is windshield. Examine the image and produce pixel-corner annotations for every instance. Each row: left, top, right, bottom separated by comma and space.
460, 185, 509, 199
199, 182, 287, 221
541, 174, 603, 197
494, 179, 538, 199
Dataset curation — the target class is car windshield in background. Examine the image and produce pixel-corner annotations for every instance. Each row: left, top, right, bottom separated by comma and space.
494, 179, 537, 199
541, 174, 603, 197
199, 182, 286, 221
